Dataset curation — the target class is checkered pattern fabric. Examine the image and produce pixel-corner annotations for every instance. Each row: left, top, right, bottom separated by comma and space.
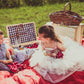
7, 23, 36, 46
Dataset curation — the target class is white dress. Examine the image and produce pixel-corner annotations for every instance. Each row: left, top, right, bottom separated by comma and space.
29, 36, 84, 83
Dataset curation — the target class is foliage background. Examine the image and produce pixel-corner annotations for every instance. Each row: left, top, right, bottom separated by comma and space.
0, 0, 84, 8
0, 0, 84, 37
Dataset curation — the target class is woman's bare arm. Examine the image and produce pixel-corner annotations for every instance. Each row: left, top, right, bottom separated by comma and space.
2, 49, 13, 64
57, 42, 65, 51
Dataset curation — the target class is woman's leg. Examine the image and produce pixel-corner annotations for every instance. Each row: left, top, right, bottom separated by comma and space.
0, 63, 10, 71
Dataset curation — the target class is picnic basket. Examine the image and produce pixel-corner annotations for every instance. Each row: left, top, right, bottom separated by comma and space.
6, 22, 38, 48
49, 2, 83, 26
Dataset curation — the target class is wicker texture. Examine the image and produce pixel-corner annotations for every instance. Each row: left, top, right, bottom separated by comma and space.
49, 2, 83, 26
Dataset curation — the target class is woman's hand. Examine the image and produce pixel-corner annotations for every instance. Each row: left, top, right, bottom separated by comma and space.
9, 59, 13, 63
57, 42, 66, 51
1, 59, 13, 64
0, 60, 8, 64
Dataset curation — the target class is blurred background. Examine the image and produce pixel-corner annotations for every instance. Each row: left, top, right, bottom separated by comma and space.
0, 0, 84, 37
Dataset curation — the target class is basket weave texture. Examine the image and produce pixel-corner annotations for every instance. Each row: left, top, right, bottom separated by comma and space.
49, 2, 83, 26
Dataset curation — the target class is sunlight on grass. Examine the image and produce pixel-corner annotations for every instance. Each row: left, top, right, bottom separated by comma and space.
0, 2, 84, 37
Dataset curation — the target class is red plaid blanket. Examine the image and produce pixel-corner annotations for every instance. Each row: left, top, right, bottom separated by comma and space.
0, 38, 84, 84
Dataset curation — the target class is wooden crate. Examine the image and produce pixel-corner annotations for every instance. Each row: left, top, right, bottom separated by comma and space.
52, 23, 84, 43
6, 22, 38, 48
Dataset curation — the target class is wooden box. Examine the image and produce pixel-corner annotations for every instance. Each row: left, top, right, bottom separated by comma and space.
6, 22, 38, 48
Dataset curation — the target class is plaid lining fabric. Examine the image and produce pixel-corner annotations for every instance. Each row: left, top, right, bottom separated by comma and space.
7, 23, 36, 45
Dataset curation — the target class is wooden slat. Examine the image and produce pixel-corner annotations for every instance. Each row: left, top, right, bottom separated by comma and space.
6, 22, 38, 48
48, 22, 84, 43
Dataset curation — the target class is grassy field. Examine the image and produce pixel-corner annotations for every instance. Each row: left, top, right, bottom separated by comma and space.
0, 2, 84, 37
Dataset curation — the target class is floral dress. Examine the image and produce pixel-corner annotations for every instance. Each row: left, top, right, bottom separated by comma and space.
0, 43, 10, 71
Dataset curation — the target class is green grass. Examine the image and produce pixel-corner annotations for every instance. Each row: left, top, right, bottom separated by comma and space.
0, 2, 84, 37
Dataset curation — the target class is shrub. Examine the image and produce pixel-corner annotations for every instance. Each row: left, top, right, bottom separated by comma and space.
25, 0, 45, 6
0, 0, 20, 8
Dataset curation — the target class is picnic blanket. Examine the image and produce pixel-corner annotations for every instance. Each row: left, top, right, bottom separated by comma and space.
0, 59, 84, 84
0, 38, 84, 84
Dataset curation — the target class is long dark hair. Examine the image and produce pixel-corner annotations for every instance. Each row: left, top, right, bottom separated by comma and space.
38, 25, 62, 43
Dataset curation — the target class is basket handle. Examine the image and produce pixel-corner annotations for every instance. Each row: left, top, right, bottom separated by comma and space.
64, 2, 71, 13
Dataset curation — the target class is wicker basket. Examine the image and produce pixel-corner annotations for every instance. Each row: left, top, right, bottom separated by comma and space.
49, 2, 83, 26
